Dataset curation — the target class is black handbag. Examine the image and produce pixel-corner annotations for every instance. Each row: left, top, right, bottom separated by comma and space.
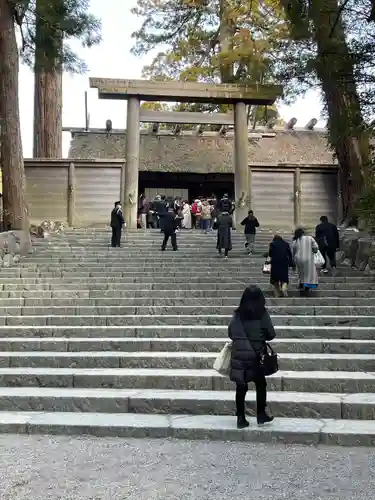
259, 343, 279, 376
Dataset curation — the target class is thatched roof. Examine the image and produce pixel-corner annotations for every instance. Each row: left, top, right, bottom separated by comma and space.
68, 128, 336, 174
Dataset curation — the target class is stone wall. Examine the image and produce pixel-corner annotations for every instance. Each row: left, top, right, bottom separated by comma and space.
68, 129, 336, 172
0, 230, 33, 268
338, 230, 375, 274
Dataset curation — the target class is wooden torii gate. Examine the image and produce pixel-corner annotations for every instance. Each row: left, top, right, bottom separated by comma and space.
90, 78, 282, 228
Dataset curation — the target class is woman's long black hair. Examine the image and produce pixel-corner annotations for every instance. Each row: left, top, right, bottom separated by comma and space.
293, 228, 305, 241
235, 285, 266, 321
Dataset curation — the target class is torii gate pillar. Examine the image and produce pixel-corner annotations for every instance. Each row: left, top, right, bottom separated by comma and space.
234, 102, 250, 224
125, 97, 140, 229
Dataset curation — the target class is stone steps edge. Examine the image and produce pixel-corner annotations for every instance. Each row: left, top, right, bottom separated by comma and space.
0, 411, 373, 446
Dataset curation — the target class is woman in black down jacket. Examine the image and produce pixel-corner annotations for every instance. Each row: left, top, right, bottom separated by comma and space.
228, 285, 276, 429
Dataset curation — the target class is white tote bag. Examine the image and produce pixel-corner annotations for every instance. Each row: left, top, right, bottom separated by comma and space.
213, 342, 232, 377
314, 250, 325, 267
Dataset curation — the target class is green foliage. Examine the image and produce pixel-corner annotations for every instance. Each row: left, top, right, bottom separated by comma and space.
131, 0, 287, 120
13, 0, 102, 73
278, 0, 375, 120
356, 179, 375, 230
278, 0, 375, 219
131, 0, 288, 83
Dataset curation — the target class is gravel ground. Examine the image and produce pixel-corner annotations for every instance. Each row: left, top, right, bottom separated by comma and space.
0, 435, 374, 500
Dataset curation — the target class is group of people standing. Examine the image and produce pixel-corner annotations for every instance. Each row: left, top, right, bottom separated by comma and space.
137, 193, 236, 231
267, 216, 340, 297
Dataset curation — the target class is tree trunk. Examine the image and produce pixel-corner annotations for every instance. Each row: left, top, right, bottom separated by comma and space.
309, 0, 370, 218
218, 0, 235, 83
33, 0, 63, 158
0, 0, 29, 231
33, 68, 63, 158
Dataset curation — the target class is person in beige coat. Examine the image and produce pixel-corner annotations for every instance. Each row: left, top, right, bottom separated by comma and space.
200, 200, 212, 234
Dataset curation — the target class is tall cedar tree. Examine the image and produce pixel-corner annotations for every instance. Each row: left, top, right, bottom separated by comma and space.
0, 0, 27, 230
131, 0, 287, 123
0, 0, 101, 229
30, 0, 101, 158
280, 0, 372, 221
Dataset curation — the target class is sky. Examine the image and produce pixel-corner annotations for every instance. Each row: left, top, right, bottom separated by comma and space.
18, 0, 325, 158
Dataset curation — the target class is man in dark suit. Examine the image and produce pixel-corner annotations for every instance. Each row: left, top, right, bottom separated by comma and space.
315, 215, 340, 273
110, 201, 125, 247
153, 195, 168, 231
158, 207, 182, 251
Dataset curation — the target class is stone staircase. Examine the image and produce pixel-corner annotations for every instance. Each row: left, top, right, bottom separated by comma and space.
0, 228, 374, 445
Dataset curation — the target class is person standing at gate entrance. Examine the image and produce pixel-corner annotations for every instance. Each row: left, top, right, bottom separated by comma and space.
315, 215, 340, 274
153, 195, 168, 232
139, 194, 150, 229
200, 200, 212, 233
218, 193, 234, 214
158, 207, 182, 251
216, 211, 233, 258
110, 201, 125, 248
240, 210, 260, 254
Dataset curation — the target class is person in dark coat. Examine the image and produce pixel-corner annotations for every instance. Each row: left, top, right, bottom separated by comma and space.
153, 195, 168, 231
217, 193, 234, 214
228, 285, 276, 429
315, 215, 340, 274
269, 234, 294, 297
240, 210, 260, 254
110, 201, 125, 248
158, 207, 182, 251
216, 212, 232, 258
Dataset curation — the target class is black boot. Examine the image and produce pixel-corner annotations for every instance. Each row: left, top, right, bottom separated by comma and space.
237, 414, 250, 429
257, 408, 274, 425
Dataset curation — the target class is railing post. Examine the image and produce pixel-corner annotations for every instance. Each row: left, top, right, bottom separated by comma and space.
67, 162, 76, 227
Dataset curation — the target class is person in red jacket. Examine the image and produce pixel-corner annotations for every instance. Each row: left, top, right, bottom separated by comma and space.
191, 199, 202, 229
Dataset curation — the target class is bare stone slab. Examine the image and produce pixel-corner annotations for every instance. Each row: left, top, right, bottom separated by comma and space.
342, 393, 375, 420
170, 415, 324, 445
0, 411, 36, 433
321, 419, 375, 446
26, 411, 171, 438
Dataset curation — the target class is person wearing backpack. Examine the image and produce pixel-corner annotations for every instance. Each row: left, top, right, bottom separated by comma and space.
240, 210, 260, 254
218, 193, 233, 214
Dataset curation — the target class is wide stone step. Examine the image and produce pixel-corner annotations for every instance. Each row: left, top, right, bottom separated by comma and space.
0, 351, 372, 371
1, 289, 375, 299
0, 276, 368, 285
0, 332, 375, 356
3, 283, 375, 294
23, 263, 272, 270
26, 254, 270, 260
0, 273, 375, 290
0, 387, 372, 420
2, 314, 375, 327
0, 270, 364, 279
0, 411, 370, 445
0, 337, 373, 354
0, 297, 373, 307
0, 367, 372, 393
0, 325, 371, 339
0, 305, 374, 316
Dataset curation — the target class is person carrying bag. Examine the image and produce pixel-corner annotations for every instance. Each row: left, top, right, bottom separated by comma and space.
226, 285, 278, 429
